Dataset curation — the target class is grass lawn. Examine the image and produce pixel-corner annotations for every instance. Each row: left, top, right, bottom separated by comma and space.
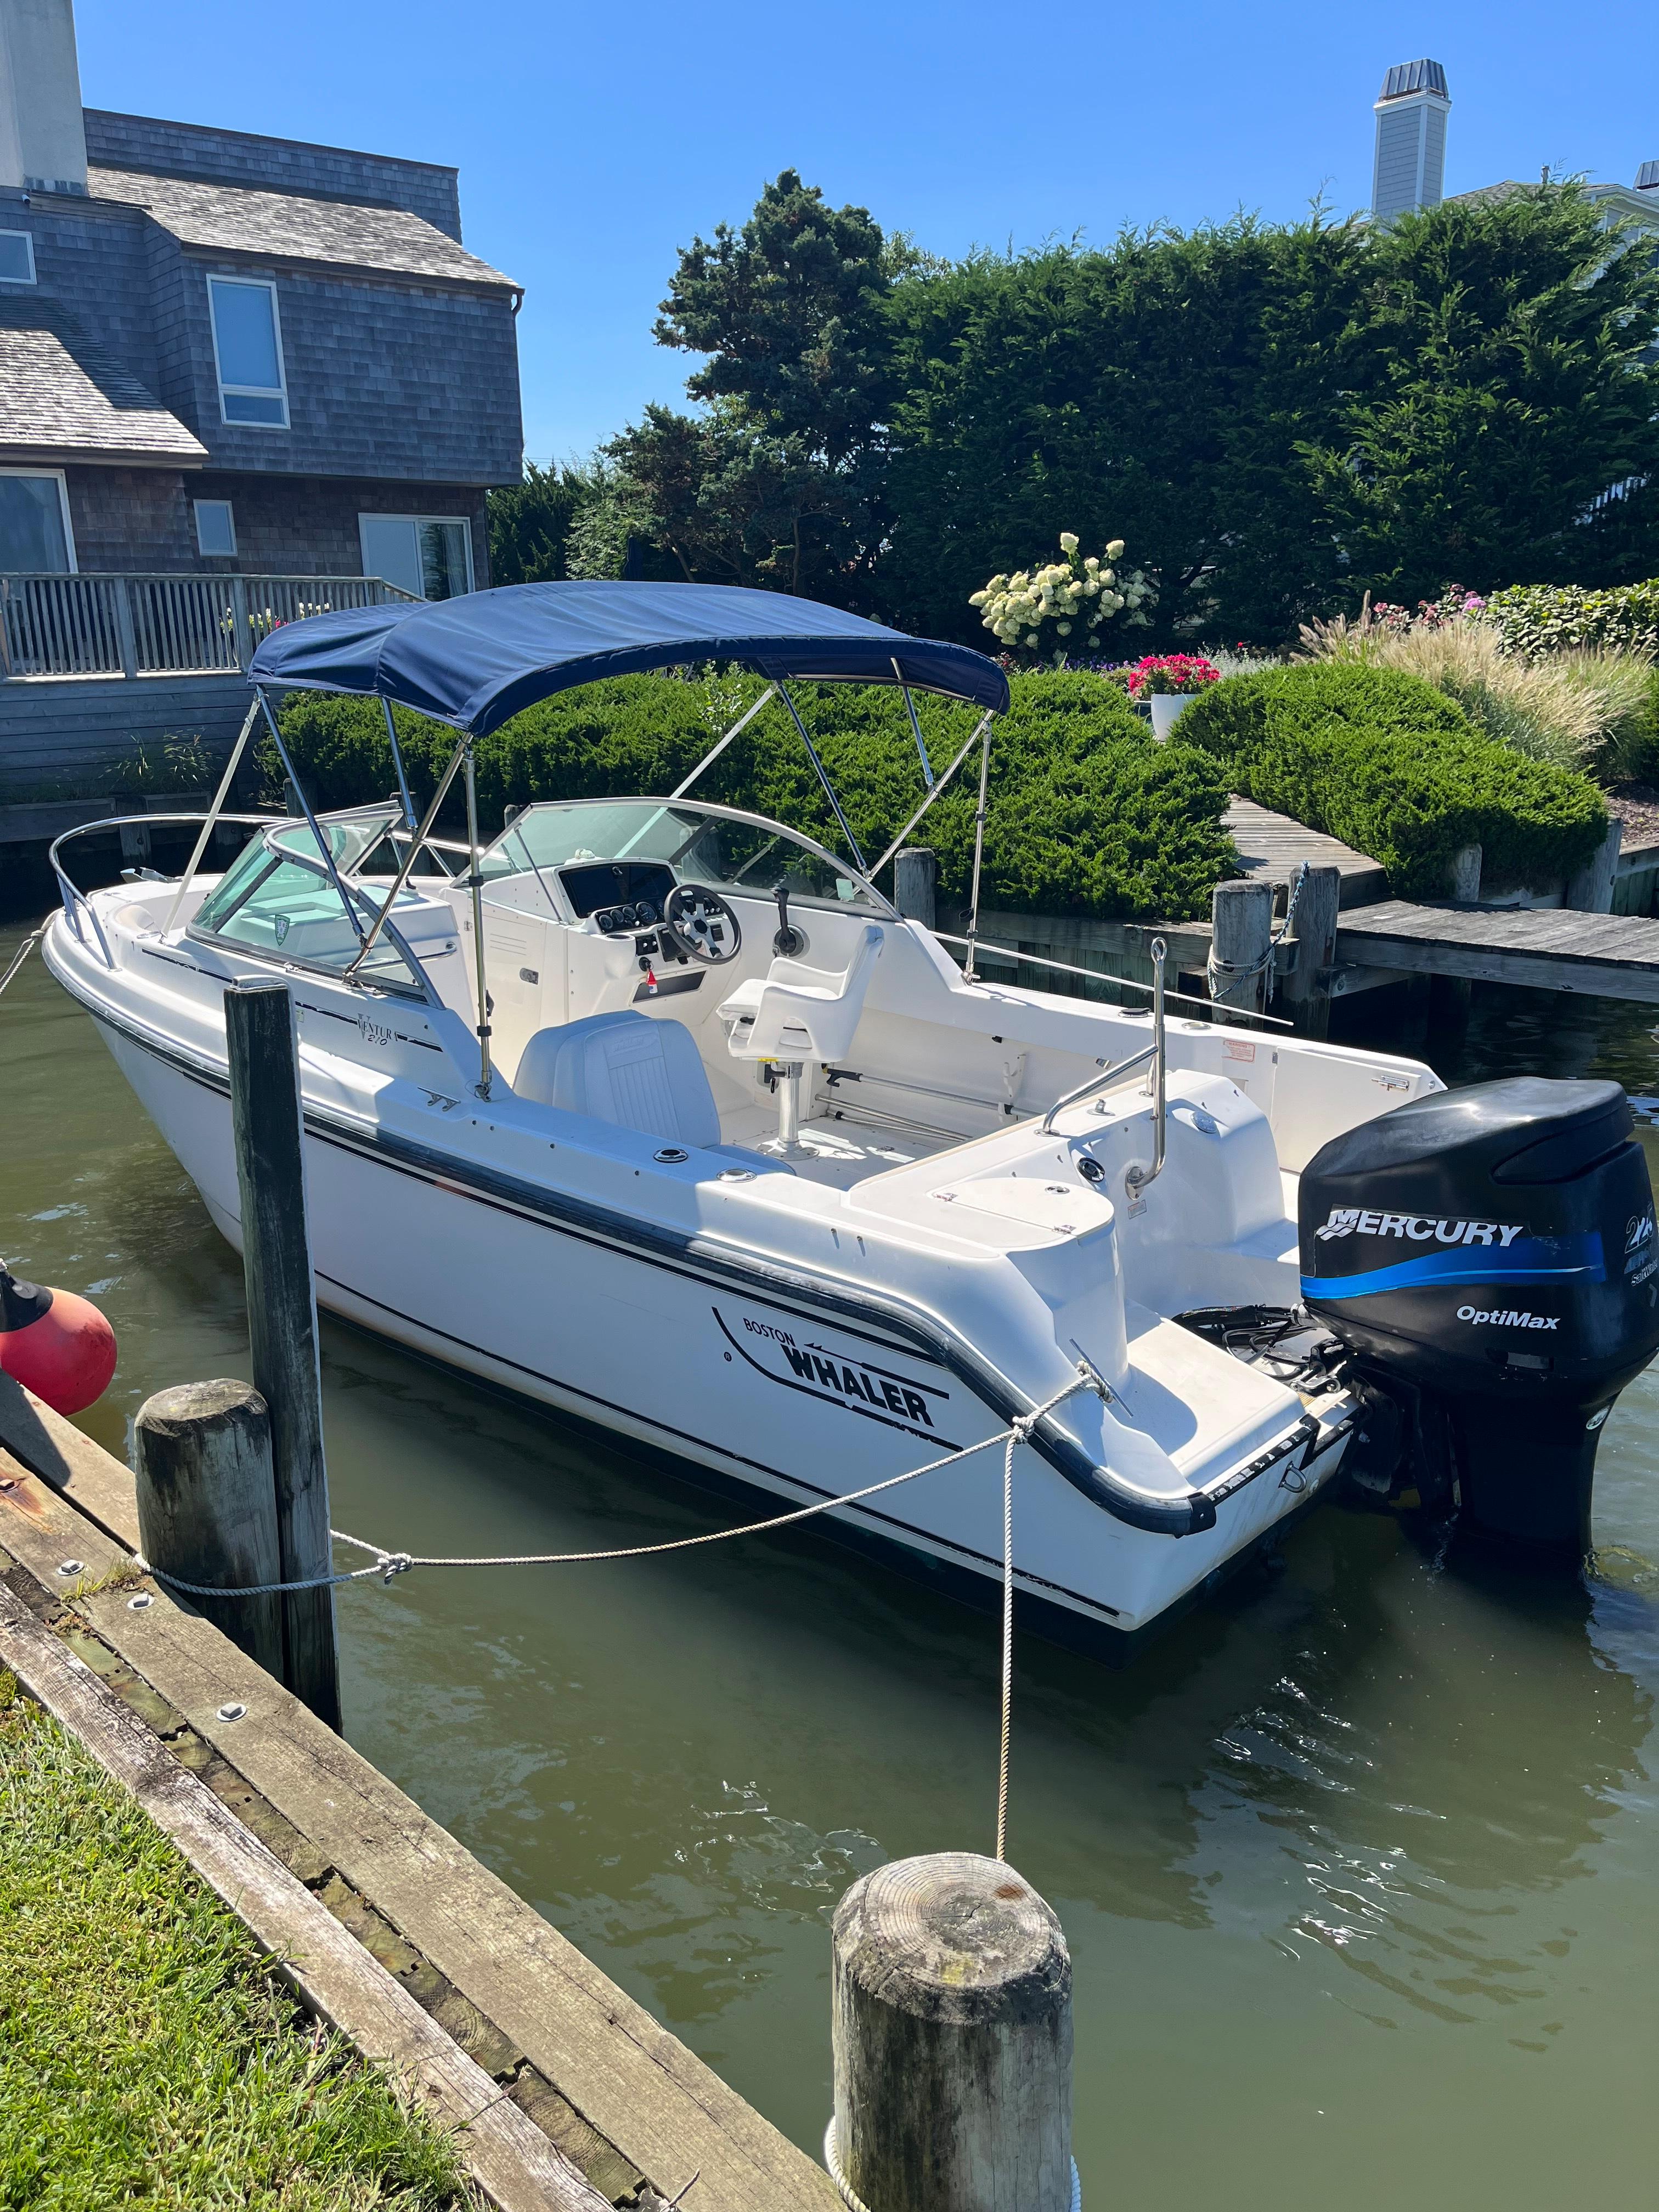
0, 1668, 476, 2209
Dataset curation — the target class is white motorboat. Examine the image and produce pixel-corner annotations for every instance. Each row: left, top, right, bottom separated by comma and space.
41, 584, 1657, 1643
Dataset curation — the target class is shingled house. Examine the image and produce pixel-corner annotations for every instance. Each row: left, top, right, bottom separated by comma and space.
0, 0, 523, 827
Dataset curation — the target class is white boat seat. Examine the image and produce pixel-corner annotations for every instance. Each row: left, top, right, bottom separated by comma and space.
514, 1011, 792, 1172
718, 925, 884, 1065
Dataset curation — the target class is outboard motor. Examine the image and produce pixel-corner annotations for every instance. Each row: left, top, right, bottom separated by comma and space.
1299, 1079, 1659, 1556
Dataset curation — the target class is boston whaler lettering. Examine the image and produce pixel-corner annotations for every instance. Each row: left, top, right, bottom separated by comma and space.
40, 583, 1659, 1641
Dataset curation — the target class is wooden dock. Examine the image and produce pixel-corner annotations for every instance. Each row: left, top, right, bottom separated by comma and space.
935, 797, 1659, 1018
0, 1373, 836, 2212
1223, 797, 1659, 1004
1336, 899, 1659, 1003
1222, 797, 1387, 909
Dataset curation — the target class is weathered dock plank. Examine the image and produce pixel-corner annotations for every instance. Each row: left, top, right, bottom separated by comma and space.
0, 1378, 836, 2212
1336, 900, 1659, 1003
0, 1576, 611, 2212
1222, 797, 1388, 909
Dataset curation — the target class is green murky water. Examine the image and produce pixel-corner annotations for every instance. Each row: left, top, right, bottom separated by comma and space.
5, 906, 1656, 2209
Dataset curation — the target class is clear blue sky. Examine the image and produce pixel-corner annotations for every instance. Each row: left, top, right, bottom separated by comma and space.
76, 0, 1658, 471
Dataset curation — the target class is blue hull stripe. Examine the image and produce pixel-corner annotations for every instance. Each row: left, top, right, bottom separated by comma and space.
1303, 1232, 1605, 1301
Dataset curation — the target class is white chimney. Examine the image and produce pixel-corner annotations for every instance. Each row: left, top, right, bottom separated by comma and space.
1372, 60, 1449, 224
0, 0, 88, 196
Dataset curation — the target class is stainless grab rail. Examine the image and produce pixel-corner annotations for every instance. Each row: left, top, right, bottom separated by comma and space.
1124, 937, 1168, 1199
47, 810, 278, 972
1040, 1039, 1158, 1136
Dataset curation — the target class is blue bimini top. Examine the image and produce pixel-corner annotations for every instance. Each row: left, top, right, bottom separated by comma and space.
247, 579, 1009, 737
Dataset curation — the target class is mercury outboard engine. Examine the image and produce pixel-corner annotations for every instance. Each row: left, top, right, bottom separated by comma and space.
1299, 1079, 1659, 1556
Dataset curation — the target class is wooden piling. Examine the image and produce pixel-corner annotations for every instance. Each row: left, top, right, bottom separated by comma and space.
224, 980, 341, 1731
830, 1852, 1073, 2212
134, 1379, 285, 1677
894, 848, 938, 929
1279, 863, 1341, 1039
1565, 820, 1623, 915
1210, 879, 1274, 1021
1449, 843, 1483, 903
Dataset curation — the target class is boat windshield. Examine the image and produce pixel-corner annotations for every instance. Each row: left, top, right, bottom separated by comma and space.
476, 799, 890, 916
270, 807, 402, 874
190, 811, 427, 992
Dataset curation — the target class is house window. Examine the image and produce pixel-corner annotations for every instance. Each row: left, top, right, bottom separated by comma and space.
194, 499, 237, 557
0, 231, 36, 284
207, 275, 289, 427
0, 469, 75, 572
358, 515, 475, 601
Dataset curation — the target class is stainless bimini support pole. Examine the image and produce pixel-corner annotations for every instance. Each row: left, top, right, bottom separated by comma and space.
669, 685, 777, 799
1125, 938, 1169, 1200
870, 710, 993, 880
162, 695, 262, 934
381, 697, 416, 830
612, 685, 781, 864
463, 741, 493, 1098
775, 680, 867, 874
961, 713, 995, 981
256, 689, 367, 947
345, 732, 472, 977
892, 659, 934, 790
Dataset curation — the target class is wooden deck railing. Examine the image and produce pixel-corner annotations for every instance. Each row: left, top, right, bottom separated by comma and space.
0, 573, 420, 680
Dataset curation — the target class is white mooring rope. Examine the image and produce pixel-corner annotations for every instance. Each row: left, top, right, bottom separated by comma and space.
0, 926, 44, 1002
133, 1373, 1091, 1604
134, 1372, 1099, 1866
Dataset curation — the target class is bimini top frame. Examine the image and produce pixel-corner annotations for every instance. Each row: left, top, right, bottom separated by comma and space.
245, 580, 1009, 735
141, 584, 1010, 1101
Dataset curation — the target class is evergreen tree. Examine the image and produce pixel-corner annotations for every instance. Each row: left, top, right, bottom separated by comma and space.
600, 171, 896, 597
486, 461, 600, 585
1306, 183, 1659, 602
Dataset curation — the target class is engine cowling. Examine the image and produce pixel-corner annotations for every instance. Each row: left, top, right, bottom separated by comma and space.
1298, 1077, 1659, 1554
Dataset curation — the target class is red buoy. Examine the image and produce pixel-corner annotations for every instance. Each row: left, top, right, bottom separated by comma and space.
0, 1261, 117, 1416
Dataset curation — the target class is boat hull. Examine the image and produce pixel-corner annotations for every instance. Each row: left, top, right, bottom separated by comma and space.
87, 1005, 1347, 1645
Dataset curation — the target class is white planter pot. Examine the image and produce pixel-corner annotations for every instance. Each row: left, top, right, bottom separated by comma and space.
1150, 692, 1195, 740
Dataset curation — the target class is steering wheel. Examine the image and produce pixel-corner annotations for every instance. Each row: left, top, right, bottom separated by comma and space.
663, 884, 742, 966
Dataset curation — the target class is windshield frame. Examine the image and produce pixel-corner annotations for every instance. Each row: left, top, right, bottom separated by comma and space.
472, 797, 902, 922
186, 810, 441, 1000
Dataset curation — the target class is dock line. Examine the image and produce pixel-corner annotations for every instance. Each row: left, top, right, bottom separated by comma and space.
134, 1372, 1097, 1599
134, 1370, 1098, 1859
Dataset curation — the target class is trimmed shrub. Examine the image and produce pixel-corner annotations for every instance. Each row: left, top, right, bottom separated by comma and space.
1483, 580, 1659, 659
1295, 615, 1657, 783
1178, 663, 1609, 896
265, 669, 1237, 922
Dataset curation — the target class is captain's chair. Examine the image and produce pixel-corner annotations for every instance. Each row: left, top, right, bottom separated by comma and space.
718, 924, 884, 1065
717, 925, 883, 1153
514, 1011, 791, 1173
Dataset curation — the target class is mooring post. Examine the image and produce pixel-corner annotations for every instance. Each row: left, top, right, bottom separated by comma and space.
830, 1852, 1073, 2212
894, 847, 938, 929
1449, 843, 1483, 902
225, 980, 341, 1730
1279, 863, 1341, 1039
1429, 970, 1472, 1034
1209, 879, 1274, 1021
134, 1379, 285, 1677
1565, 819, 1622, 915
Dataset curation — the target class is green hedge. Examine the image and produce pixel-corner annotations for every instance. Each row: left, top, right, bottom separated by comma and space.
264, 670, 1238, 922
1177, 663, 1609, 896
1482, 579, 1659, 659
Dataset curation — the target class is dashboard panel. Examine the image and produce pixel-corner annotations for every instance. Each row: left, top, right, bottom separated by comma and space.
558, 860, 678, 932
